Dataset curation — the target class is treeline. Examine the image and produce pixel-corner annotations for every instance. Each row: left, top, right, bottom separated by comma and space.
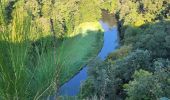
0, 0, 103, 39
80, 0, 170, 100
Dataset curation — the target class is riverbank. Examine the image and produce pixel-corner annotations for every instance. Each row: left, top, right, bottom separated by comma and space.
57, 10, 119, 98
57, 22, 104, 85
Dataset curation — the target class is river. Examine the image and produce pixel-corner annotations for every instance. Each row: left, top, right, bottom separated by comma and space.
57, 10, 119, 97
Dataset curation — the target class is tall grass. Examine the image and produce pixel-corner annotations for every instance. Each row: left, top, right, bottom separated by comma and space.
0, 1, 61, 99
0, 1, 104, 99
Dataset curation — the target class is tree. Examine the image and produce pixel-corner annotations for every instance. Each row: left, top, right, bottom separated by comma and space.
125, 59, 170, 100
133, 21, 170, 58
124, 70, 163, 100
81, 50, 152, 99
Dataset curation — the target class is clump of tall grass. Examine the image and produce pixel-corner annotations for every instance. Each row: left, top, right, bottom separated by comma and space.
0, 1, 61, 99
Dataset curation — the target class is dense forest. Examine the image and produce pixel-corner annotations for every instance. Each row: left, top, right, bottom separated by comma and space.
81, 0, 170, 100
0, 0, 170, 100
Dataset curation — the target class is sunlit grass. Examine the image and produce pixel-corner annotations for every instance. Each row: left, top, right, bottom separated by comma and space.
70, 22, 103, 37
58, 30, 103, 84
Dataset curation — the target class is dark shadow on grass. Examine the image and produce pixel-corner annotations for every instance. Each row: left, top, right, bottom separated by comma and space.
0, 28, 103, 99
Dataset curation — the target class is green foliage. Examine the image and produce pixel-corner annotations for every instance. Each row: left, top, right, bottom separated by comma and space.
116, 0, 170, 41
107, 45, 132, 60
100, 0, 118, 13
117, 0, 170, 26
78, 0, 101, 22
0, 1, 59, 99
81, 50, 152, 99
124, 21, 170, 58
81, 0, 170, 99
124, 70, 162, 100
116, 0, 170, 98
80, 79, 95, 99
1, 0, 170, 99
112, 49, 152, 80
80, 59, 113, 99
0, 0, 105, 99
125, 60, 170, 100
16, 0, 103, 39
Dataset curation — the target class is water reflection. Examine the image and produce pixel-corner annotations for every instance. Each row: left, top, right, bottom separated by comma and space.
57, 10, 119, 96
58, 67, 87, 96
98, 20, 119, 60
101, 9, 117, 28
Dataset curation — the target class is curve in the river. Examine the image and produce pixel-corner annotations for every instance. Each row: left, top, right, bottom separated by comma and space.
57, 19, 119, 96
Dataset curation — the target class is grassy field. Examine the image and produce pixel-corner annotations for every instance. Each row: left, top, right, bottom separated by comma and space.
59, 30, 103, 84
43, 22, 104, 84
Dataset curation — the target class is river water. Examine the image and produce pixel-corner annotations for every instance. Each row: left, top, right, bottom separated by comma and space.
58, 10, 119, 96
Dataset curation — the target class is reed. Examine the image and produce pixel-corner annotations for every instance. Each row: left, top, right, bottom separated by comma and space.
0, 1, 61, 99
